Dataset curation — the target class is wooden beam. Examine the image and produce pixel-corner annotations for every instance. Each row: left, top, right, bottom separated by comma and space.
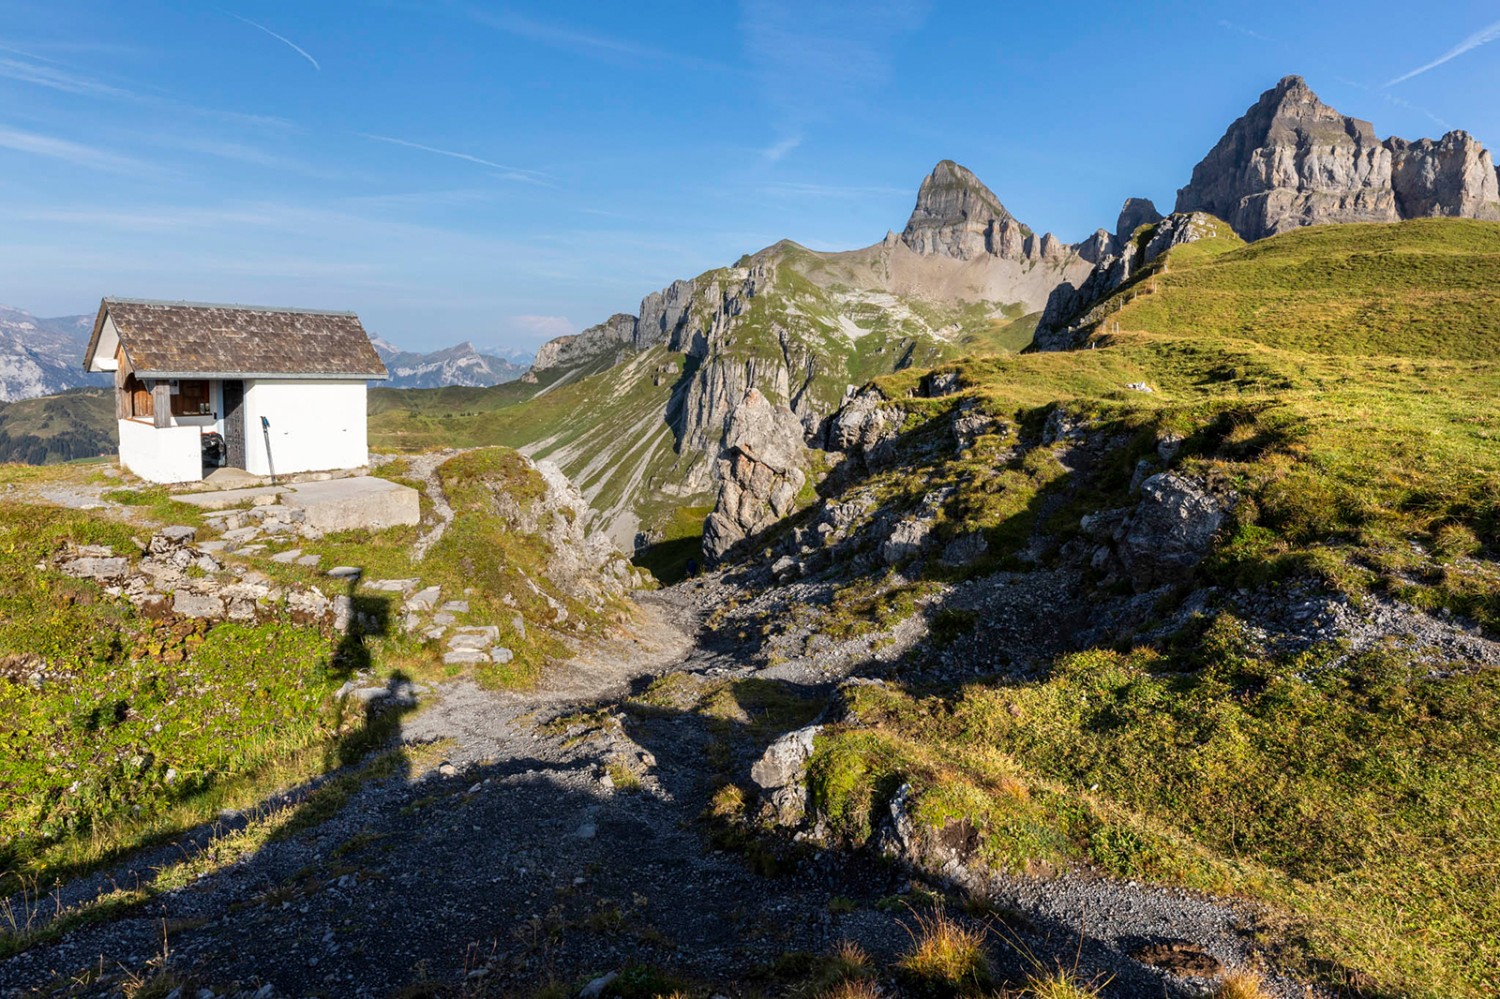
152, 381, 171, 428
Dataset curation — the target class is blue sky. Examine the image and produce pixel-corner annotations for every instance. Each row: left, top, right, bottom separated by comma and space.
1, 1, 1497, 353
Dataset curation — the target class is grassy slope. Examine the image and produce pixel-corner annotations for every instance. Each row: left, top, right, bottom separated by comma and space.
792, 219, 1500, 997
0, 388, 116, 464
0, 448, 635, 904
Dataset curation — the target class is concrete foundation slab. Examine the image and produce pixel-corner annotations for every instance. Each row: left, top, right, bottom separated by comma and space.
283, 477, 421, 533
174, 486, 285, 510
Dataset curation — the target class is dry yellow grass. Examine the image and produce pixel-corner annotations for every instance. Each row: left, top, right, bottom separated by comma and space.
1214, 969, 1270, 999
898, 906, 994, 995
1019, 969, 1102, 998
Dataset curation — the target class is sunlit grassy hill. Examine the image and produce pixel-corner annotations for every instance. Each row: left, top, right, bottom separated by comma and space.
738, 218, 1500, 997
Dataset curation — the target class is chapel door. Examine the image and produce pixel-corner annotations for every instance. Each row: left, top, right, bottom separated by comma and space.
222, 380, 246, 468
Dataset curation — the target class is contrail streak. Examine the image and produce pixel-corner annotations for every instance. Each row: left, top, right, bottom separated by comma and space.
1387, 18, 1500, 86
229, 13, 320, 71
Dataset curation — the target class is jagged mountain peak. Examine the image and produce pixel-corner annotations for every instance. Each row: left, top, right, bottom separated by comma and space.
1115, 198, 1163, 240
901, 161, 1028, 254
1177, 75, 1500, 239
897, 159, 1071, 265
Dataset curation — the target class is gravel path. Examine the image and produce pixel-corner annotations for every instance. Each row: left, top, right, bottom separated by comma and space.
0, 585, 1318, 998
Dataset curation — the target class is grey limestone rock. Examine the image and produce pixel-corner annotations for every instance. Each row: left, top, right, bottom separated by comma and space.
901, 160, 1053, 264
172, 590, 225, 620
1387, 131, 1500, 220
59, 556, 130, 583
1117, 473, 1232, 588
703, 388, 808, 562
751, 724, 822, 826
1176, 75, 1500, 240
1116, 197, 1163, 241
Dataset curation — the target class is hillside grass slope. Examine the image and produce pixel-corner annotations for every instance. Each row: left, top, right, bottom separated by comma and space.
750, 218, 1500, 997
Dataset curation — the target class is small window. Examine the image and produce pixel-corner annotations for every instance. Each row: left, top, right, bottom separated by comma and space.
171, 380, 212, 416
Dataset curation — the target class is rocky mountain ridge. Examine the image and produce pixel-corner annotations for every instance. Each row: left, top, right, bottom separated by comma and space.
1175, 75, 1500, 240
379, 74, 1500, 554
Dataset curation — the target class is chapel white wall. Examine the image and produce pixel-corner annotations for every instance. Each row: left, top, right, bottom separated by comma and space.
117, 419, 202, 483
241, 380, 368, 476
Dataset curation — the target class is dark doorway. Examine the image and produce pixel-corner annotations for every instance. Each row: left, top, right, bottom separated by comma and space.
222, 379, 246, 469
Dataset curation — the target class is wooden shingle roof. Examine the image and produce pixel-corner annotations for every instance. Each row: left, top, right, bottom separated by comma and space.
85, 298, 388, 380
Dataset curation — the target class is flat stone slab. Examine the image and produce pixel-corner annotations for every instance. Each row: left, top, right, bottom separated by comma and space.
270, 549, 303, 564
369, 578, 419, 593
406, 586, 442, 612
173, 486, 285, 510
283, 477, 421, 533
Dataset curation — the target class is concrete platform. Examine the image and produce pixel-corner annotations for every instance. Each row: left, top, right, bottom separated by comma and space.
283, 477, 421, 532
174, 485, 286, 510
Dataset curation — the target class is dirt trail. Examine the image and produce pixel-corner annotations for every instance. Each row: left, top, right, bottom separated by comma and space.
0, 586, 1314, 999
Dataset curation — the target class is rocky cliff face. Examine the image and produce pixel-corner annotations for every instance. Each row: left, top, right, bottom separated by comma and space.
1387, 132, 1500, 219
1176, 76, 1500, 240
702, 388, 808, 562
529, 313, 638, 373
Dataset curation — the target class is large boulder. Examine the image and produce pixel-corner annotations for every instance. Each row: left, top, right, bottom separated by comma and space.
751, 725, 822, 826
702, 389, 808, 562
1117, 473, 1232, 588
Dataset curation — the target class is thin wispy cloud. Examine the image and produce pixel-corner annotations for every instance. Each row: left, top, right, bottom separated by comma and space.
761, 134, 802, 163
740, 0, 929, 147
465, 7, 728, 73
0, 55, 134, 98
0, 125, 152, 175
359, 132, 548, 184
0, 47, 296, 134
1387, 19, 1500, 86
510, 314, 574, 338
227, 13, 321, 71
1216, 19, 1276, 43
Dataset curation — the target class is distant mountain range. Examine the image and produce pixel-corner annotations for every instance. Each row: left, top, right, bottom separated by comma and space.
0, 304, 535, 403
0, 306, 108, 402
371, 337, 529, 389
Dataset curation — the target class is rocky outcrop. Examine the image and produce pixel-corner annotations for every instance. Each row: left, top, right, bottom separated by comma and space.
702, 389, 808, 562
55, 528, 341, 628
1033, 212, 1229, 351
1387, 132, 1500, 219
750, 725, 822, 825
901, 160, 1067, 265
821, 388, 902, 463
1116, 197, 1163, 241
529, 313, 636, 373
1115, 473, 1233, 589
1176, 75, 1500, 240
